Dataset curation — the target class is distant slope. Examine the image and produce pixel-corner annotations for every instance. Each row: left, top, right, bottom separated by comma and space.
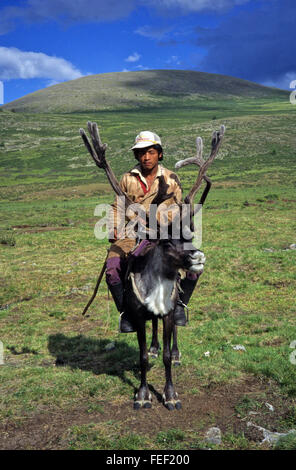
2, 70, 288, 113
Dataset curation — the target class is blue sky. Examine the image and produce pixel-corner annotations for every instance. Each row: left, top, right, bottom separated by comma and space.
0, 0, 294, 104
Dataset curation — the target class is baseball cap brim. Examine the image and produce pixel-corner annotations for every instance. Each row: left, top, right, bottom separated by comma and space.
131, 141, 160, 150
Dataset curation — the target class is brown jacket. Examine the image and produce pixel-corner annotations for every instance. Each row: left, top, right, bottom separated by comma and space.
109, 163, 183, 239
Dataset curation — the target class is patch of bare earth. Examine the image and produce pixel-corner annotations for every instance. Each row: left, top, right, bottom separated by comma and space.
12, 224, 71, 233
0, 375, 294, 450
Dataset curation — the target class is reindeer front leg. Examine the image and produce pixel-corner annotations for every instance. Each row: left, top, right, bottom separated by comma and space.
148, 316, 161, 359
134, 323, 152, 409
162, 313, 182, 410
171, 326, 181, 366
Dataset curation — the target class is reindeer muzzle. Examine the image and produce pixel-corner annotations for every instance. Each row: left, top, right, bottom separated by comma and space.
187, 250, 206, 274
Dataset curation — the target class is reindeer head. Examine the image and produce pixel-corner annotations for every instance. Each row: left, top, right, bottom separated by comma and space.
158, 235, 206, 276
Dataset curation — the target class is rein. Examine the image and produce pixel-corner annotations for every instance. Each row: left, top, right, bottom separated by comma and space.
128, 271, 179, 313
81, 250, 109, 316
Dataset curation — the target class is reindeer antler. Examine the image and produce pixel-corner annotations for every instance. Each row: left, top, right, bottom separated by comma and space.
175, 125, 225, 210
79, 122, 133, 206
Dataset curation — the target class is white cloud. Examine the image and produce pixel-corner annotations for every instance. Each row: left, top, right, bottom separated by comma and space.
0, 46, 83, 81
146, 0, 251, 13
135, 25, 172, 40
45, 79, 62, 87
135, 65, 150, 70
125, 52, 141, 63
166, 55, 181, 65
262, 72, 296, 91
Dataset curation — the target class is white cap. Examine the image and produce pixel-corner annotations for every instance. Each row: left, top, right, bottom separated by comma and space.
131, 131, 162, 150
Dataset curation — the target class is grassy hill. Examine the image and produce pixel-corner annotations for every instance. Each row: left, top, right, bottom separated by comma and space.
2, 69, 288, 113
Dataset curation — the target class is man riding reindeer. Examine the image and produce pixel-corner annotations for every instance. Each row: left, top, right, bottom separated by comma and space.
105, 131, 202, 333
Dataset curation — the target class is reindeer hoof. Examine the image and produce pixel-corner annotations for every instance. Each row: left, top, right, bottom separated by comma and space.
134, 392, 152, 410
148, 346, 161, 359
162, 393, 182, 411
172, 358, 181, 367
148, 351, 158, 359
134, 400, 152, 410
166, 402, 175, 411
143, 401, 152, 409
173, 360, 181, 367
172, 352, 181, 366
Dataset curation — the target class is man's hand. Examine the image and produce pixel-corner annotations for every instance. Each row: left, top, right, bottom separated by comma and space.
108, 228, 118, 243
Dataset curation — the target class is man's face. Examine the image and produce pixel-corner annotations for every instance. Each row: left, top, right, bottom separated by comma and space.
136, 146, 161, 172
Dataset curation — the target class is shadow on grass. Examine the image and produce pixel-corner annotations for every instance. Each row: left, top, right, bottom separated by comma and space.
48, 333, 144, 394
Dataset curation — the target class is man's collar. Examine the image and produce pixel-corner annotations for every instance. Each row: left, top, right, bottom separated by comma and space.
130, 164, 163, 190
131, 164, 163, 178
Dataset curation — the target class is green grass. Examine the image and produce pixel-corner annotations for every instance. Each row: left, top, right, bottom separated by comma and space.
67, 424, 144, 450
0, 90, 296, 450
274, 432, 296, 450
156, 429, 186, 449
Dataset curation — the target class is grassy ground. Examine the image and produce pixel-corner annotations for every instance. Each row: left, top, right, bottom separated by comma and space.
0, 96, 296, 450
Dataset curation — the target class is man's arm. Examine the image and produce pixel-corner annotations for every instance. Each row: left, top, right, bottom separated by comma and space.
108, 174, 128, 242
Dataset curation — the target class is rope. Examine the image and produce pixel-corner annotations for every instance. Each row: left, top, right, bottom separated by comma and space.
81, 250, 109, 316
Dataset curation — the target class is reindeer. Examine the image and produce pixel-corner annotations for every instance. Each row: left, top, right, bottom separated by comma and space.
80, 122, 225, 410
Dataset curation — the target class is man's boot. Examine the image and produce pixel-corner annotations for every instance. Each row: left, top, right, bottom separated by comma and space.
108, 282, 136, 333
174, 276, 199, 326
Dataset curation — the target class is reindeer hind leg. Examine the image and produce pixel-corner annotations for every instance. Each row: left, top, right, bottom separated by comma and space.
162, 314, 182, 410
